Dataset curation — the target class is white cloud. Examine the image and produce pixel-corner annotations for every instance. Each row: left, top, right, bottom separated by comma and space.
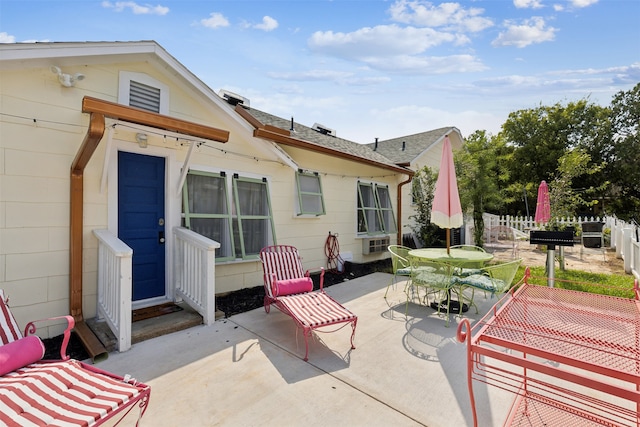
253, 16, 278, 32
307, 24, 485, 75
268, 69, 391, 86
268, 69, 354, 81
388, 0, 494, 32
309, 24, 459, 59
492, 17, 556, 48
201, 12, 230, 29
364, 54, 487, 74
553, 0, 598, 11
0, 32, 16, 43
514, 0, 544, 9
101, 1, 169, 15
570, 0, 598, 7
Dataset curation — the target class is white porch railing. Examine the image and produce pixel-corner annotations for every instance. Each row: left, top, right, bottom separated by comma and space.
93, 229, 133, 352
173, 227, 220, 326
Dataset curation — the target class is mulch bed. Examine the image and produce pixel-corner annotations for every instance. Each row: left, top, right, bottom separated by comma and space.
216, 260, 391, 317
42, 332, 90, 361
42, 260, 391, 361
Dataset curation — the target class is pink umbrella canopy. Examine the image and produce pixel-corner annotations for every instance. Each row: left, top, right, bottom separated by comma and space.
534, 180, 551, 224
431, 135, 463, 252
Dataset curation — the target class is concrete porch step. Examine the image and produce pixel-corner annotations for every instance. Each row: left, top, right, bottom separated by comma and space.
86, 302, 220, 353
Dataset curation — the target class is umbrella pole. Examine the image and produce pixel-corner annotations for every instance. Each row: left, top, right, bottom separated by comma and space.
446, 229, 451, 254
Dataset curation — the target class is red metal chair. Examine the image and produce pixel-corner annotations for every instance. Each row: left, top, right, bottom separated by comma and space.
259, 245, 357, 361
0, 289, 151, 426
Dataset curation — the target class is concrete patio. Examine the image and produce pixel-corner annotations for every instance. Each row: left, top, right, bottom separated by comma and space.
96, 272, 515, 426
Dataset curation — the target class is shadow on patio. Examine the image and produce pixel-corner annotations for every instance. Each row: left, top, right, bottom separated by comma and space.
94, 272, 514, 426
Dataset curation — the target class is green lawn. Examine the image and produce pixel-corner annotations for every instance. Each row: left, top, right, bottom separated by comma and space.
515, 265, 637, 299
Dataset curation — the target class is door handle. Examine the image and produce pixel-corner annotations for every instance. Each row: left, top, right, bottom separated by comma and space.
159, 231, 165, 244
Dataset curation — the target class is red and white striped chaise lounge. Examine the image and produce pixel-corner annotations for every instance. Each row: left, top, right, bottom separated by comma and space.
259, 245, 358, 361
0, 289, 151, 426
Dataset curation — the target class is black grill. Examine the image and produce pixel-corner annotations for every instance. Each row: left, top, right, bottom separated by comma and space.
530, 230, 574, 247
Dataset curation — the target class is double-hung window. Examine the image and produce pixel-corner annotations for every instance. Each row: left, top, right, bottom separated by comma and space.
357, 182, 397, 235
182, 170, 276, 260
232, 174, 276, 258
295, 170, 325, 216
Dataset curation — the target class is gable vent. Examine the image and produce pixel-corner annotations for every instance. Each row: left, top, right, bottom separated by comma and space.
129, 80, 161, 113
218, 90, 250, 109
312, 123, 336, 137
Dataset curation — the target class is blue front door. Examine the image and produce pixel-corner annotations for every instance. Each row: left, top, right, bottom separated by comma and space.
118, 151, 166, 301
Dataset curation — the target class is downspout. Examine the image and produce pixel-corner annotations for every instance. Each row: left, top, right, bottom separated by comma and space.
397, 164, 413, 245
70, 112, 109, 362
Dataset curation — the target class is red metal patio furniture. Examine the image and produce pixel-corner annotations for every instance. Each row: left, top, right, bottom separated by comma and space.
259, 245, 357, 361
0, 289, 151, 426
456, 269, 640, 426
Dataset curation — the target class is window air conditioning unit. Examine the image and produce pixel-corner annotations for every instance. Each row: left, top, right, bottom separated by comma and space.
362, 236, 390, 254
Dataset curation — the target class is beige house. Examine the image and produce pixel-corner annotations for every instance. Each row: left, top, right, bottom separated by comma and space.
367, 128, 465, 242
3, 41, 459, 356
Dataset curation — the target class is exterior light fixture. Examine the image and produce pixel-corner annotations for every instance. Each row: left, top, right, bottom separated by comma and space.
136, 133, 148, 148
50, 66, 85, 87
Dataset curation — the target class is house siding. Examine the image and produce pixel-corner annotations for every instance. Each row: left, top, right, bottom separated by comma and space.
1, 44, 407, 336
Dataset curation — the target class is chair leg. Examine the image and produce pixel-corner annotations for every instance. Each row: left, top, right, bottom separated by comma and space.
350, 319, 357, 350
384, 276, 395, 299
303, 328, 311, 362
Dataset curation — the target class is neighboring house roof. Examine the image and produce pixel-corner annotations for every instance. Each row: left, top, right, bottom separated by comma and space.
231, 103, 414, 175
364, 127, 463, 165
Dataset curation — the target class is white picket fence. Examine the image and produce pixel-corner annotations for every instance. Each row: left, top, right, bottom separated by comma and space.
484, 214, 606, 233
469, 214, 639, 280
608, 217, 640, 281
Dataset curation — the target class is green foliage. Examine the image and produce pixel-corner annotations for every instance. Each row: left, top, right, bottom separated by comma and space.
455, 130, 511, 246
605, 83, 640, 220
548, 148, 606, 222
487, 87, 640, 221
407, 166, 445, 247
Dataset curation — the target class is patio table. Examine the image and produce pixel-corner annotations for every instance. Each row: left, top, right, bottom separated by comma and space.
408, 248, 494, 312
408, 248, 493, 268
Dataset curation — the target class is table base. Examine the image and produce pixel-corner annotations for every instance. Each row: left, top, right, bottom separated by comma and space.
430, 300, 469, 313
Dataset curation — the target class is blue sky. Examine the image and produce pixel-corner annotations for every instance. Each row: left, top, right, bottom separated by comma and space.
1, 0, 638, 143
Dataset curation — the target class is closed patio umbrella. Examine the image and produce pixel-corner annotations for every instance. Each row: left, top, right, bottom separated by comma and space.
431, 135, 463, 254
534, 180, 551, 224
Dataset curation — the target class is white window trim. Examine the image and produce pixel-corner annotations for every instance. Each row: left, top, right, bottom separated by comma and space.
118, 71, 170, 114
294, 170, 326, 217
184, 165, 276, 261
356, 180, 397, 236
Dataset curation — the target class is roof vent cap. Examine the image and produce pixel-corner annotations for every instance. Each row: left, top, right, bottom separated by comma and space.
218, 89, 250, 109
311, 123, 336, 137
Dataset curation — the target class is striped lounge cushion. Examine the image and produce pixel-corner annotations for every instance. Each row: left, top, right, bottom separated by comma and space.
0, 290, 22, 345
0, 360, 149, 426
278, 292, 356, 328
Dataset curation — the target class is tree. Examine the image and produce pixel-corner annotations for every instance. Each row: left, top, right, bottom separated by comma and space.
408, 166, 445, 247
500, 98, 613, 216
549, 148, 605, 222
606, 83, 640, 219
456, 130, 510, 246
